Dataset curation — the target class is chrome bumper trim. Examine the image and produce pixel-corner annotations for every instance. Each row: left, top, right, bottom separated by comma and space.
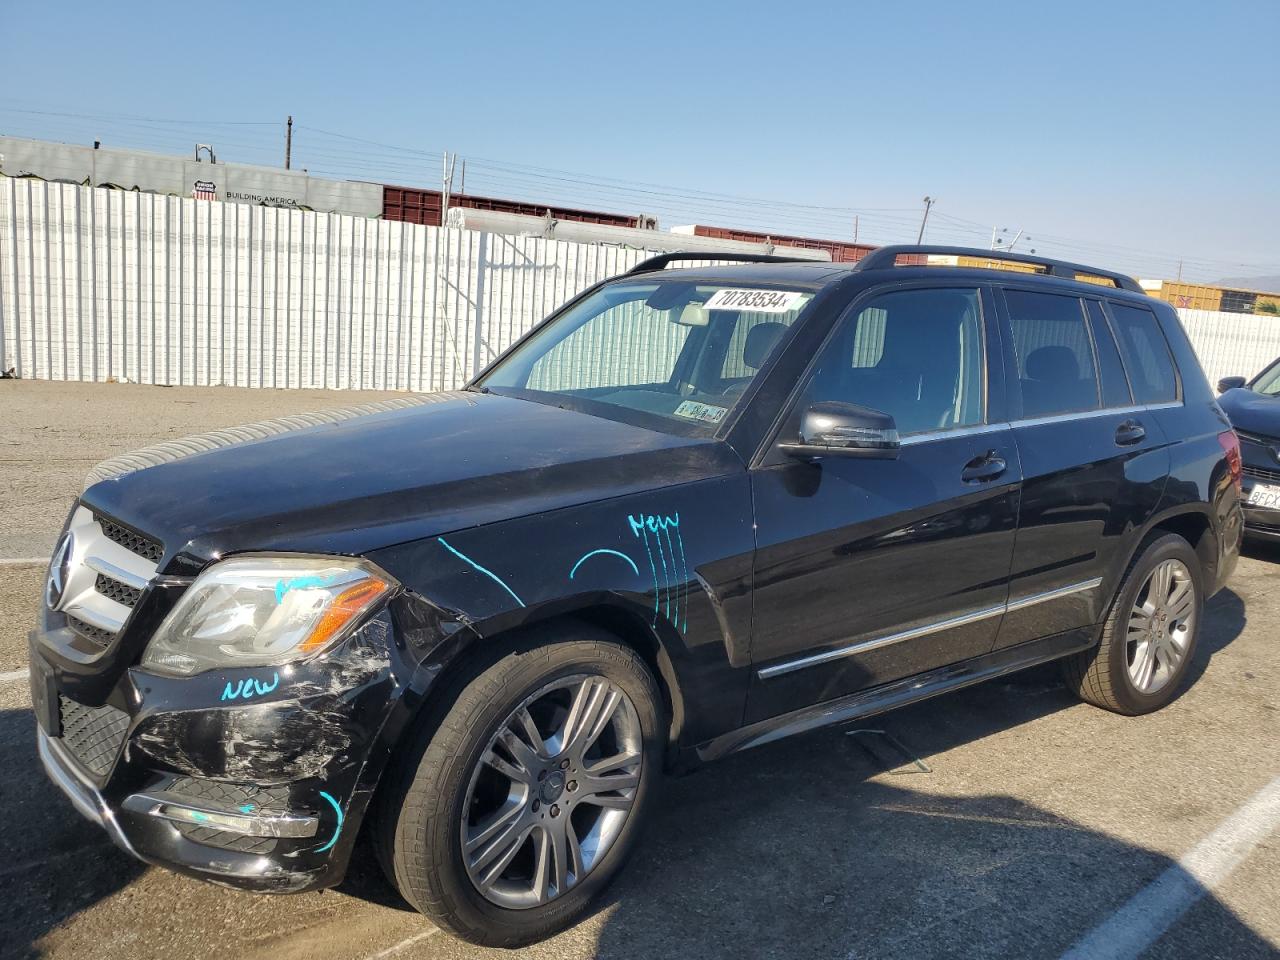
37, 729, 139, 856
122, 792, 318, 838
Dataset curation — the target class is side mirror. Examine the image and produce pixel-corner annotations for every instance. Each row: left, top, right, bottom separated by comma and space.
780, 401, 900, 460
1217, 376, 1247, 393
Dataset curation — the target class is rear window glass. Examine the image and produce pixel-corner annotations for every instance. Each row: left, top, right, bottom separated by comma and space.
1107, 303, 1179, 404
1005, 290, 1100, 418
1086, 301, 1133, 408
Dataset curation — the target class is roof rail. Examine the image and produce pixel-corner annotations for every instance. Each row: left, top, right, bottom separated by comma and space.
625, 252, 816, 275
854, 245, 1144, 294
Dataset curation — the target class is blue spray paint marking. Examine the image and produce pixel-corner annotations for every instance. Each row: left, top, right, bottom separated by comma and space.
569, 548, 640, 580
437, 537, 526, 608
220, 671, 281, 702
239, 804, 257, 814
315, 790, 344, 853
274, 573, 344, 604
628, 512, 690, 632
191, 811, 210, 823
628, 515, 662, 622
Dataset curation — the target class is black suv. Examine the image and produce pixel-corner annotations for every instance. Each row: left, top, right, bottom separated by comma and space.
1216, 356, 1280, 541
31, 246, 1243, 946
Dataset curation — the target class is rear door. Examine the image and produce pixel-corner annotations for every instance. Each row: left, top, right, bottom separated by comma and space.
992, 287, 1170, 651
746, 283, 1022, 722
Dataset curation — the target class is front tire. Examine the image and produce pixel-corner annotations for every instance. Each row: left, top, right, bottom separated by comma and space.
1062, 533, 1203, 715
379, 626, 663, 947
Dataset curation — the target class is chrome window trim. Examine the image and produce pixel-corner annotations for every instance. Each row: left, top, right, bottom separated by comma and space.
895, 400, 1183, 447
757, 577, 1104, 680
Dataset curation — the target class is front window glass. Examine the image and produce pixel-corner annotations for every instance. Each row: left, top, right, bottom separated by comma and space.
792, 287, 985, 435
480, 281, 815, 431
1253, 360, 1280, 397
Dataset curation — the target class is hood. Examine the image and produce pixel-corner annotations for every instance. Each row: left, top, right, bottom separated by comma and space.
80, 392, 741, 572
1218, 388, 1280, 439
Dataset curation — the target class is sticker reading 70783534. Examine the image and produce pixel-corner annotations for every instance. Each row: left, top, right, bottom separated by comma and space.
703, 289, 806, 313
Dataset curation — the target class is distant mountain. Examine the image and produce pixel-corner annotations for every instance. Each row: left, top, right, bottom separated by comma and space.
1217, 276, 1280, 293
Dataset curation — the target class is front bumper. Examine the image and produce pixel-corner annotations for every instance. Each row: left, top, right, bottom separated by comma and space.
30, 605, 414, 894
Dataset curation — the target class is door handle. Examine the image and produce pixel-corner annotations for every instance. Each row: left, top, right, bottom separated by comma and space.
1115, 419, 1146, 446
962, 451, 1007, 483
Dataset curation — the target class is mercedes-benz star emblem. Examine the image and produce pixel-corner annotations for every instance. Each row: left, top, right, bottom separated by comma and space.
46, 532, 73, 610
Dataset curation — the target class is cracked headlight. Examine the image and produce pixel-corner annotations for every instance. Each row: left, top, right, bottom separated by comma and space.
142, 556, 394, 676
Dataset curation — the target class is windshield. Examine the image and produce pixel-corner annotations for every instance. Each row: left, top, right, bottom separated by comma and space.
478, 280, 816, 432
1252, 359, 1280, 397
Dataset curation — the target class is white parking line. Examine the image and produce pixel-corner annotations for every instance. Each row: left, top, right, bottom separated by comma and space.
1060, 773, 1280, 960
365, 927, 440, 959
0, 668, 30, 684
0, 558, 46, 567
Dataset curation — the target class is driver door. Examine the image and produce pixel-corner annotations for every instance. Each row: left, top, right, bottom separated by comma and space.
745, 284, 1021, 722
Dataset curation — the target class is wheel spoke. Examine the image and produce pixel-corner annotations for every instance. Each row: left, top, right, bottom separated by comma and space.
565, 818, 585, 879
549, 818, 570, 894
497, 727, 542, 774
513, 707, 547, 759
530, 826, 552, 904
559, 678, 621, 760
470, 815, 533, 883
465, 799, 525, 856
482, 747, 533, 786
1131, 639, 1156, 691
1150, 563, 1171, 604
1167, 582, 1195, 624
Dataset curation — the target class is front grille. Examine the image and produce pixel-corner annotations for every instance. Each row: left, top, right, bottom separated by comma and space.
66, 615, 115, 648
1237, 428, 1279, 446
58, 695, 130, 778
167, 778, 291, 855
94, 573, 141, 608
177, 826, 279, 855
1244, 464, 1280, 484
94, 514, 164, 563
167, 777, 291, 813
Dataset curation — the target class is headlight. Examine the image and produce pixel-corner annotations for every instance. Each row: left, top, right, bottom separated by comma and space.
142, 556, 394, 676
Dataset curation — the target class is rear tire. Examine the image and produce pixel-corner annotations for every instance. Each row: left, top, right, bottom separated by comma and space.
1062, 533, 1203, 715
377, 624, 663, 947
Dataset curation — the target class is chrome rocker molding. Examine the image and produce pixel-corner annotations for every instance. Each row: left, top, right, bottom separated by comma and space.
703, 628, 1095, 762
757, 577, 1103, 680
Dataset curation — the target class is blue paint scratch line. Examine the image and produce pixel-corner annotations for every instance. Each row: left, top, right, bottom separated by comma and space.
648, 519, 672, 618
569, 549, 640, 580
437, 537, 526, 608
315, 790, 344, 853
629, 515, 661, 624
659, 522, 681, 629
673, 524, 690, 632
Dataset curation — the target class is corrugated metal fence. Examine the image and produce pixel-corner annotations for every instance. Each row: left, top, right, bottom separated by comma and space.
2, 177, 1278, 392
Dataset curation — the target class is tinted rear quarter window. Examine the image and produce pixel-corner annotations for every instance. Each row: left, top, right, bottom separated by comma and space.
1106, 302, 1179, 403
1086, 301, 1133, 408
1004, 289, 1100, 418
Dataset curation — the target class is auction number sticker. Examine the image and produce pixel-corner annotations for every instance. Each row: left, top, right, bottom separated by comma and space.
703, 289, 806, 313
674, 400, 728, 423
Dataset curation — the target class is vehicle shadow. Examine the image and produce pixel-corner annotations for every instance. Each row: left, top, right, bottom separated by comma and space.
1243, 536, 1280, 565
0, 706, 146, 960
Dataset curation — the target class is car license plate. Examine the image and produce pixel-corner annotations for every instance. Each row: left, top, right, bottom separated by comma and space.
29, 653, 59, 736
1248, 482, 1280, 510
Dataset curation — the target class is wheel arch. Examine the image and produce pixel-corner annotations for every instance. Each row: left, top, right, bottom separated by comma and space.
1116, 506, 1217, 595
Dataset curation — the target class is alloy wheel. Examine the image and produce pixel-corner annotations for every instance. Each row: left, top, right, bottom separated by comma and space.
460, 674, 643, 909
1126, 558, 1196, 695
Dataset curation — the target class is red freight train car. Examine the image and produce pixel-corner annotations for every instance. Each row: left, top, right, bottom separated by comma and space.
680, 225, 877, 263
382, 185, 653, 229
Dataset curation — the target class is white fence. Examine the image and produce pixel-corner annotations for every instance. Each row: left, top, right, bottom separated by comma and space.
2, 177, 1278, 393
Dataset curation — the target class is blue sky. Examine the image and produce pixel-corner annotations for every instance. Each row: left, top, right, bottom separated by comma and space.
3, 0, 1277, 283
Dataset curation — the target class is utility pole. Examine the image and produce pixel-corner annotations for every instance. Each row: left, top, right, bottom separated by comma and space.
1176, 259, 1183, 281
853, 215, 859, 245
284, 116, 292, 170
917, 196, 935, 243
458, 159, 466, 198
441, 151, 456, 224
